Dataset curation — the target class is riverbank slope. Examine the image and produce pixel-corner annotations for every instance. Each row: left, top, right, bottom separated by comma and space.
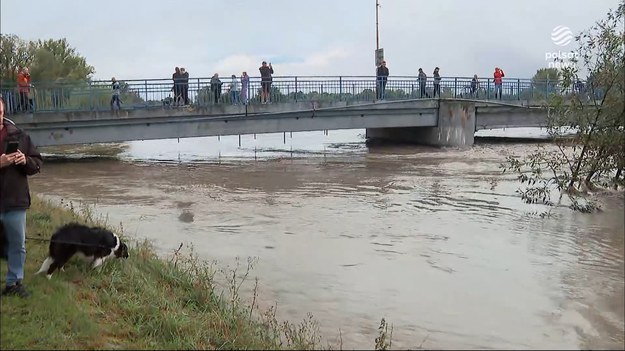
0, 195, 333, 350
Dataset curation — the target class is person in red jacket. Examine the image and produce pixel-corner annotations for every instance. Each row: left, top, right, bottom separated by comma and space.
0, 96, 43, 298
493, 67, 505, 99
16, 67, 32, 113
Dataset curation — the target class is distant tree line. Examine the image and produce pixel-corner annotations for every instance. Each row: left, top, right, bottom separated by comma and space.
0, 34, 142, 112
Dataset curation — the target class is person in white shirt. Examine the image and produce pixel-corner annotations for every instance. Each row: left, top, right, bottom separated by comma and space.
229, 75, 241, 105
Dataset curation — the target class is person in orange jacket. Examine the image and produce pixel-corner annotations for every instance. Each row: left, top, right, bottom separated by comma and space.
16, 68, 32, 113
493, 67, 505, 99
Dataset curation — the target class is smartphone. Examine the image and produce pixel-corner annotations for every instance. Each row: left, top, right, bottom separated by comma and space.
5, 141, 19, 154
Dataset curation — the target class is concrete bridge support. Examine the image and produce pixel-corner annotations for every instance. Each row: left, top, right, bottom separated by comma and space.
366, 100, 477, 147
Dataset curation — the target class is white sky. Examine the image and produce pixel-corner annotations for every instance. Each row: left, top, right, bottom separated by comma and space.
0, 0, 620, 80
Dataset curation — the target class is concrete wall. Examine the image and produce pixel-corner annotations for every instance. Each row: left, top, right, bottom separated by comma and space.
366, 100, 477, 147
475, 106, 548, 130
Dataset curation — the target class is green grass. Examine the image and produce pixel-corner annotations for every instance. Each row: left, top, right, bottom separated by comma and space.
1, 195, 358, 350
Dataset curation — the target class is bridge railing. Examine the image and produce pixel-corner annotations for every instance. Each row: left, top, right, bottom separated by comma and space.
1, 75, 586, 115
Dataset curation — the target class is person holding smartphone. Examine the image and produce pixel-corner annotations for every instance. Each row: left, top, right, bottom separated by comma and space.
0, 96, 43, 298
259, 61, 274, 104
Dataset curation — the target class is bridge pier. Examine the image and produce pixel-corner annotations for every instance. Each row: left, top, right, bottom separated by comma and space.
366, 100, 476, 147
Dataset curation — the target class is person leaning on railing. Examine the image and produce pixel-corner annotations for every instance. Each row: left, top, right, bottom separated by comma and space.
0, 96, 43, 298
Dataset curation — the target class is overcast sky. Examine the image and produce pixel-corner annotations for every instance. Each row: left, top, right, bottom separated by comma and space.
0, 0, 620, 81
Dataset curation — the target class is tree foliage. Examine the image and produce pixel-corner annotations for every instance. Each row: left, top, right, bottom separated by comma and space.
0, 34, 94, 84
0, 34, 34, 83
531, 68, 561, 98
502, 2, 625, 212
29, 38, 95, 82
0, 34, 148, 111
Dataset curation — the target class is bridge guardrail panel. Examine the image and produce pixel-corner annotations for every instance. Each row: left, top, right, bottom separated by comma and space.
1, 76, 585, 115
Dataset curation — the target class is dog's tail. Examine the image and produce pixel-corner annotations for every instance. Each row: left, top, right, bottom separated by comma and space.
35, 257, 54, 275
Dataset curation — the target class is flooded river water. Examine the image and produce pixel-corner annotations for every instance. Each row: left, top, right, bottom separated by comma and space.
30, 129, 624, 349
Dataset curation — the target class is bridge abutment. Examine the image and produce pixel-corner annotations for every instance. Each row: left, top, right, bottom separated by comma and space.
366, 101, 476, 147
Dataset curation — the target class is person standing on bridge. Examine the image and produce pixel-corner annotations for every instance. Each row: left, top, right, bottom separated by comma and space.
259, 61, 273, 104
172, 67, 183, 106
240, 72, 250, 105
229, 75, 241, 105
0, 96, 43, 298
418, 68, 428, 98
210, 74, 223, 104
111, 77, 121, 113
493, 67, 505, 99
432, 67, 441, 98
376, 60, 389, 100
181, 68, 190, 105
16, 67, 32, 113
471, 74, 480, 98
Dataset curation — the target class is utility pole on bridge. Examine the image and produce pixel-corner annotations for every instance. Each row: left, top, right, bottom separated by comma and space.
375, 0, 384, 66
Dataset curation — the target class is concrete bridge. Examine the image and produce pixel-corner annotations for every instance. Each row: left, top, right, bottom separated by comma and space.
3, 75, 567, 148
9, 98, 549, 148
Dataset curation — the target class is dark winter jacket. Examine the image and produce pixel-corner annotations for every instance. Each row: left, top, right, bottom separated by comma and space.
0, 120, 43, 212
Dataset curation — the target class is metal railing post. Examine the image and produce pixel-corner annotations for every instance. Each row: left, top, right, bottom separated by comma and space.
144, 80, 148, 107
197, 78, 201, 106
517, 79, 520, 100
294, 76, 298, 102
89, 81, 95, 111
339, 76, 343, 101
454, 77, 457, 98
487, 79, 491, 100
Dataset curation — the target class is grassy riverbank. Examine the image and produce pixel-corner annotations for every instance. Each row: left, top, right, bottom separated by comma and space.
1, 195, 374, 350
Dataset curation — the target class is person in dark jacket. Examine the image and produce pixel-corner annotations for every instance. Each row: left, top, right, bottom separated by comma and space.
376, 60, 389, 100
418, 68, 428, 98
259, 61, 274, 104
172, 67, 183, 105
470, 74, 480, 98
181, 68, 190, 105
432, 67, 441, 98
210, 74, 223, 104
0, 96, 43, 298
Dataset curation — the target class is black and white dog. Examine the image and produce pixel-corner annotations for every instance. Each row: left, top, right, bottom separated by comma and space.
36, 223, 129, 279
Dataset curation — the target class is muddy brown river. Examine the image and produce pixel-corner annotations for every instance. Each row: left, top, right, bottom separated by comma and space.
29, 129, 624, 349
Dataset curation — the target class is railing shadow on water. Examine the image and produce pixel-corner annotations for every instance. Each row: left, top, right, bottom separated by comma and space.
1, 76, 586, 115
